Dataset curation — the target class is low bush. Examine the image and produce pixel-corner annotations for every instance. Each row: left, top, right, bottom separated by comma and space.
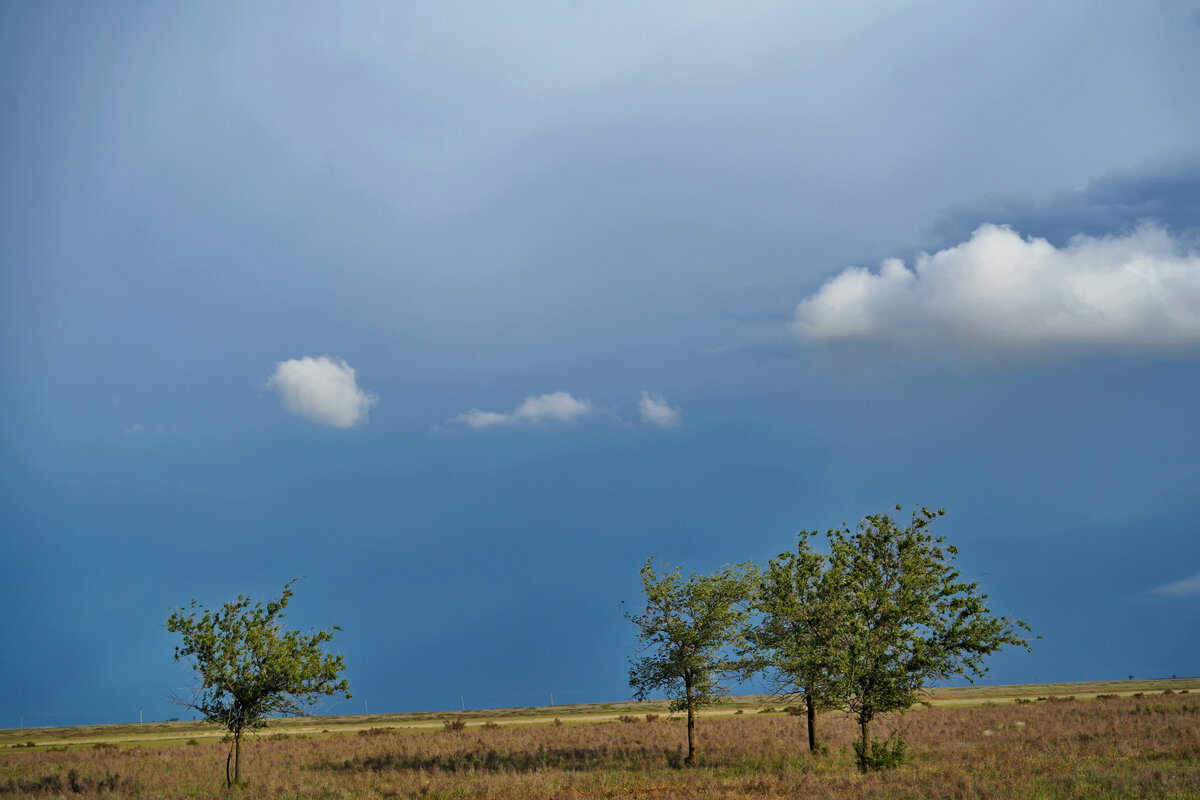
853, 729, 908, 772
443, 718, 467, 732
358, 727, 394, 737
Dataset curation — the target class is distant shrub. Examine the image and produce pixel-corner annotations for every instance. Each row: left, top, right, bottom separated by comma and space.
481, 721, 501, 730
734, 709, 744, 715
784, 706, 804, 716
1095, 694, 1119, 700
552, 718, 563, 727
93, 742, 116, 750
358, 727, 393, 737
1133, 692, 1145, 699
644, 713, 659, 723
853, 729, 908, 772
1161, 689, 1175, 695
758, 707, 776, 714
1015, 698, 1032, 704
443, 718, 466, 732
618, 715, 639, 724
186, 739, 200, 746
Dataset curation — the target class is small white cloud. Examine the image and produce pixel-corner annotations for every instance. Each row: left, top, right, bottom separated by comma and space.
266, 356, 377, 428
638, 392, 681, 429
1152, 571, 1200, 597
448, 391, 593, 430
793, 222, 1200, 353
123, 423, 146, 435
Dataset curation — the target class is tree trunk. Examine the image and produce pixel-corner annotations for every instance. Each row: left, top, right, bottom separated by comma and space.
233, 728, 242, 785
857, 717, 871, 772
684, 678, 696, 765
805, 690, 817, 752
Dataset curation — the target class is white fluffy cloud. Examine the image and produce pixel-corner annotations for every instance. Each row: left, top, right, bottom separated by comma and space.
793, 223, 1200, 353
1152, 571, 1200, 597
449, 391, 593, 430
267, 356, 377, 428
638, 392, 681, 429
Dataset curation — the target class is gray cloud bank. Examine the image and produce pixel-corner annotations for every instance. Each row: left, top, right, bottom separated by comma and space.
793, 223, 1200, 353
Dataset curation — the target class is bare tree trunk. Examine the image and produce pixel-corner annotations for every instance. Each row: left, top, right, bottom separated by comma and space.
684, 678, 696, 765
805, 690, 817, 752
225, 741, 234, 788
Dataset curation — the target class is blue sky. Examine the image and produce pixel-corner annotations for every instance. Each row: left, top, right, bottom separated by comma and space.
3, 1, 1199, 727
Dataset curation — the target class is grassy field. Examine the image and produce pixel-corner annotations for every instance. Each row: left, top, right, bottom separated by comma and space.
2, 678, 1197, 798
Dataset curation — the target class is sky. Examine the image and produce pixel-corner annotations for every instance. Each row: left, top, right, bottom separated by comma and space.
2, 1, 1199, 728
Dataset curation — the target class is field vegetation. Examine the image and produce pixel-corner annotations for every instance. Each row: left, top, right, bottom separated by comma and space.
2, 680, 1197, 799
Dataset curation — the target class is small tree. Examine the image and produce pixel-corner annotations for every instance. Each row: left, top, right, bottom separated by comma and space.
166, 580, 351, 787
825, 507, 1031, 771
746, 531, 841, 753
626, 558, 755, 765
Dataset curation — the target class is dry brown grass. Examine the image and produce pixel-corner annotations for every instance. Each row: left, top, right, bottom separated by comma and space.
2, 692, 1198, 798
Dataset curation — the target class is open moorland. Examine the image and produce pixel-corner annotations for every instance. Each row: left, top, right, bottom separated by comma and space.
2, 679, 1198, 799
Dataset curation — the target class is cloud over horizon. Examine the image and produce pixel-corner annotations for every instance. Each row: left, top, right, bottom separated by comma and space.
267, 356, 377, 428
793, 223, 1200, 354
638, 392, 681, 429
448, 391, 593, 430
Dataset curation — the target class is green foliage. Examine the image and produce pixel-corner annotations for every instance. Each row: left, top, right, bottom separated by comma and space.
745, 531, 843, 752
166, 579, 350, 786
824, 506, 1031, 771
852, 727, 908, 771
626, 558, 756, 763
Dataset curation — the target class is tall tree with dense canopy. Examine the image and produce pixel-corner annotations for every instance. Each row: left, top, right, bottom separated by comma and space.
825, 507, 1032, 771
166, 580, 351, 787
626, 558, 756, 765
746, 531, 842, 752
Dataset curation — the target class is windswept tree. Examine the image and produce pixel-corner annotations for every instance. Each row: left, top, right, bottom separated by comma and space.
626, 558, 756, 765
826, 507, 1032, 771
166, 580, 351, 787
745, 531, 842, 752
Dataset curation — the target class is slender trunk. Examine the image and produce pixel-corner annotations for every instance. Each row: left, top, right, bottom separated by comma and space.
225, 744, 233, 789
684, 677, 696, 765
233, 728, 242, 785
805, 690, 817, 752
857, 717, 871, 772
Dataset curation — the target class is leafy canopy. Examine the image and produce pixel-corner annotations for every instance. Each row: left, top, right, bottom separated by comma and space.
825, 507, 1032, 732
167, 579, 350, 785
748, 531, 841, 704
626, 558, 756, 713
